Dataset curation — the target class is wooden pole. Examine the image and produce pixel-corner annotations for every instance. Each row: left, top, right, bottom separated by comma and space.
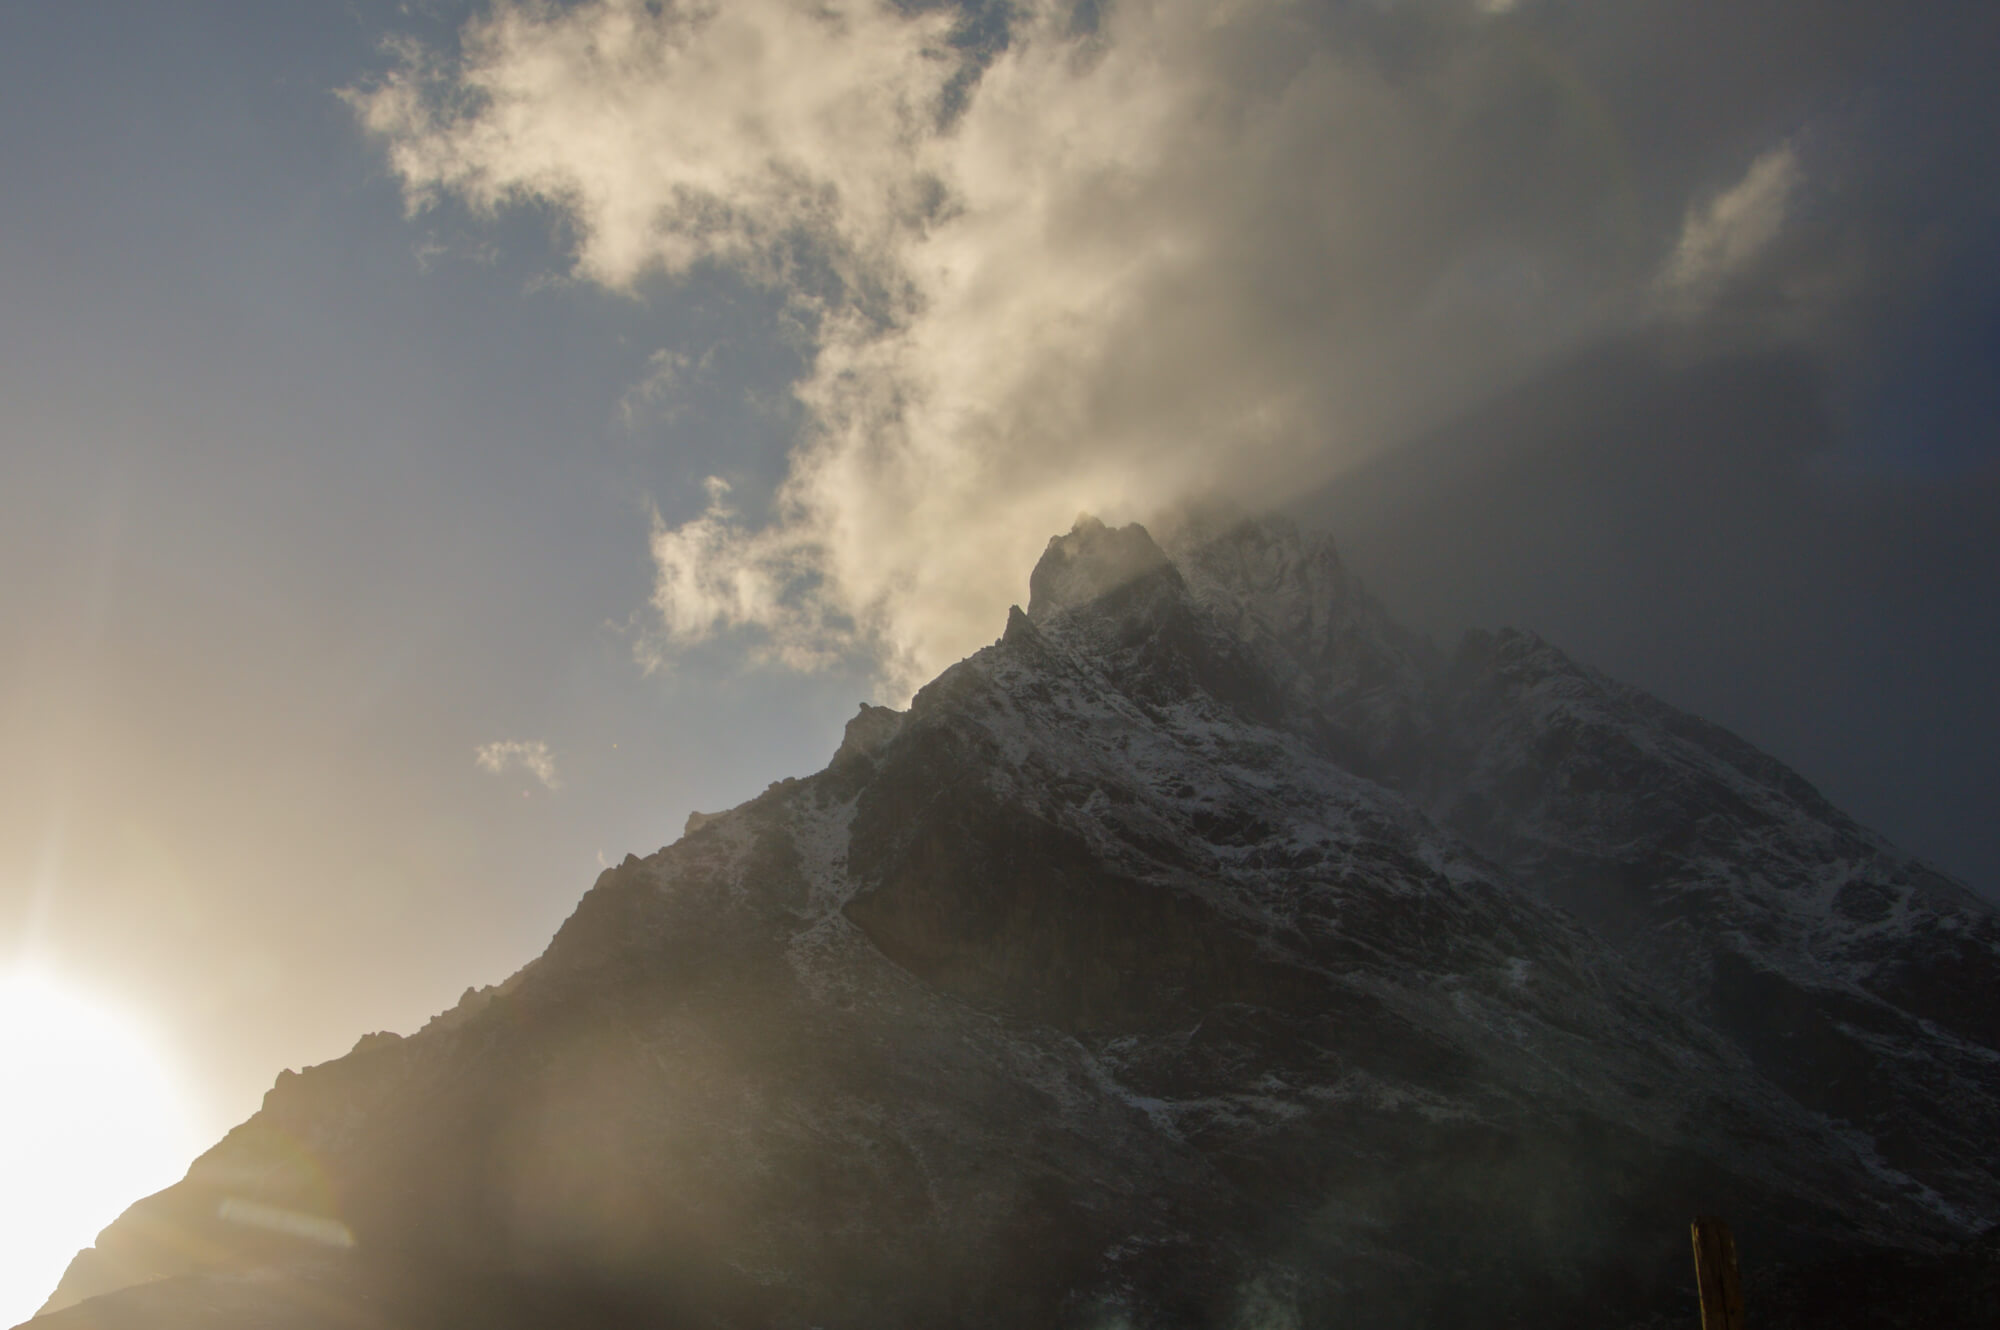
1690, 1215, 1745, 1330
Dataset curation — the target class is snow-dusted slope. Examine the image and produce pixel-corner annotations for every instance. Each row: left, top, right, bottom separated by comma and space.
1161, 511, 2000, 1225
1430, 625, 2000, 1226
29, 516, 2000, 1330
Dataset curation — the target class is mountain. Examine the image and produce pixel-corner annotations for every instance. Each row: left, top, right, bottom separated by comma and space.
27, 515, 2000, 1330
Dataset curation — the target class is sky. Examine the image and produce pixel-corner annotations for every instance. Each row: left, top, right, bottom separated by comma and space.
0, 0, 1996, 1303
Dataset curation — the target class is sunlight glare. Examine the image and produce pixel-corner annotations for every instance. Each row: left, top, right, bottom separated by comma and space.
0, 969, 201, 1328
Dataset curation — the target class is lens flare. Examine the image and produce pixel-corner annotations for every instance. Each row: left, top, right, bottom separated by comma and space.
0, 968, 202, 1328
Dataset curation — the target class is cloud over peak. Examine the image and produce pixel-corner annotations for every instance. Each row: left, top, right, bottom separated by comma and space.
354, 0, 1985, 697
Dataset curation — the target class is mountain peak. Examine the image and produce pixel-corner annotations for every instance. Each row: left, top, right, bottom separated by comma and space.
30, 512, 2000, 1330
1025, 515, 1176, 620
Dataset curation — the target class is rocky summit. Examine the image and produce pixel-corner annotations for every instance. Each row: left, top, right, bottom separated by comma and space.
27, 515, 2000, 1330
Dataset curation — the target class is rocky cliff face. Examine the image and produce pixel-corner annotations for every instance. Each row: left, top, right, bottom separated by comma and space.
29, 516, 2000, 1330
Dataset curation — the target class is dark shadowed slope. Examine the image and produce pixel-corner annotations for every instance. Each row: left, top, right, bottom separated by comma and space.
1301, 339, 2000, 898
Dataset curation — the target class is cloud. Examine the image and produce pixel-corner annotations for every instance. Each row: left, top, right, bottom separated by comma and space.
348, 0, 954, 303
619, 347, 720, 428
1657, 145, 1804, 316
474, 740, 559, 790
351, 0, 1989, 697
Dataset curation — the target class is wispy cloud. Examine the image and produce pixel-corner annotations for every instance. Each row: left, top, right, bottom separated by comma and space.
474, 740, 559, 791
1657, 145, 1804, 316
619, 347, 720, 428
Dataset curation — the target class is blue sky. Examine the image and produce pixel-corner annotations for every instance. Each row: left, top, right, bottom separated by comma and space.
0, 0, 875, 1142
2, 0, 1995, 1156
